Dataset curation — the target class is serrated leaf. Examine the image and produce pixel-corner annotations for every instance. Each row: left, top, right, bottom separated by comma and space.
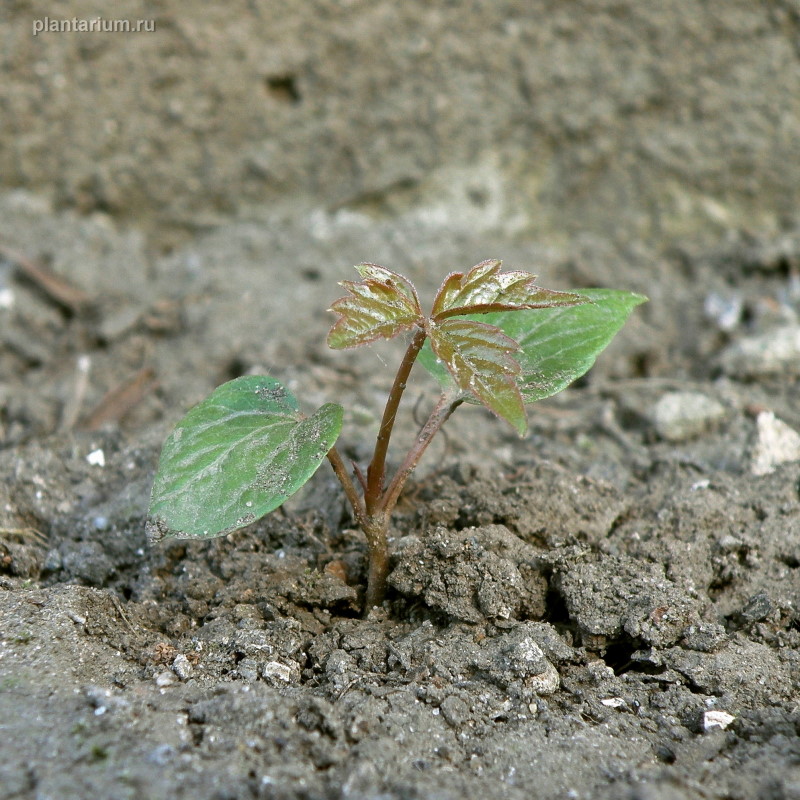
147, 376, 342, 542
431, 259, 588, 319
327, 263, 423, 349
419, 289, 647, 404
427, 317, 528, 435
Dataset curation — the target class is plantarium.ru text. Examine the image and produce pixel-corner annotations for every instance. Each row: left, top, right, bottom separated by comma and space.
147, 260, 646, 611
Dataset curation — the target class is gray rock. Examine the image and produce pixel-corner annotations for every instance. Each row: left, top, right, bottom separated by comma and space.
235, 658, 260, 683
651, 391, 727, 442
171, 654, 193, 681
439, 695, 470, 728
720, 325, 800, 378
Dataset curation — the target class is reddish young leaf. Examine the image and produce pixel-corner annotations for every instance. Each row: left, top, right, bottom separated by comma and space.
427, 317, 528, 435
431, 259, 588, 320
327, 263, 423, 349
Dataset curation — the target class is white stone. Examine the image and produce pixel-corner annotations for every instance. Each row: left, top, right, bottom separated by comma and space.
155, 671, 178, 687
86, 448, 105, 467
261, 660, 296, 684
751, 411, 800, 476
526, 661, 560, 695
702, 710, 735, 731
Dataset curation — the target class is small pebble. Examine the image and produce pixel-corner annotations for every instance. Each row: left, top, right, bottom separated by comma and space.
704, 291, 743, 332
171, 654, 193, 680
42, 549, 62, 572
720, 325, 800, 378
651, 392, 726, 442
147, 744, 175, 766
587, 661, 615, 682
86, 449, 106, 467
702, 710, 735, 732
750, 411, 800, 475
740, 591, 772, 623
155, 671, 178, 688
262, 660, 296, 684
236, 658, 259, 682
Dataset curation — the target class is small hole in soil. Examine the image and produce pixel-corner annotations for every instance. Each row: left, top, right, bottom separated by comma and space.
543, 588, 571, 626
264, 74, 301, 104
602, 640, 637, 673
707, 578, 732, 601
601, 639, 663, 676
302, 268, 321, 282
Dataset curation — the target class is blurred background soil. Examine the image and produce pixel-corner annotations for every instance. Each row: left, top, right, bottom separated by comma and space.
1, 2, 800, 799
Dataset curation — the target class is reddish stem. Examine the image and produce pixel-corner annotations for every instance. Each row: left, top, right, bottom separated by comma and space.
328, 325, 462, 612
378, 392, 461, 519
364, 327, 427, 515
326, 446, 366, 527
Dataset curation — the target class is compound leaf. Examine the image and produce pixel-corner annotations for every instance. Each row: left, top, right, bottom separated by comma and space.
147, 375, 342, 542
431, 259, 588, 319
328, 263, 423, 349
427, 317, 527, 436
420, 288, 647, 406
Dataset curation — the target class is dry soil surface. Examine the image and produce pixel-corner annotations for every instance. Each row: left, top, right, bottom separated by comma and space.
2, 3, 800, 799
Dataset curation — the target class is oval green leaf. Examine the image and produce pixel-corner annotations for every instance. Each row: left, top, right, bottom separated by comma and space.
147, 376, 343, 542
419, 289, 647, 404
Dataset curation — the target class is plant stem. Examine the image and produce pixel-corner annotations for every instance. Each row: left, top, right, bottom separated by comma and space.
327, 330, 461, 612
362, 513, 389, 611
378, 392, 462, 520
365, 327, 427, 516
326, 446, 366, 527
328, 447, 389, 612
359, 392, 462, 611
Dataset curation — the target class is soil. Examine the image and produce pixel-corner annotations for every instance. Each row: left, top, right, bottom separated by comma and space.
2, 3, 800, 799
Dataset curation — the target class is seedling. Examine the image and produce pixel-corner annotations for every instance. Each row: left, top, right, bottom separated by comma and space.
148, 260, 646, 610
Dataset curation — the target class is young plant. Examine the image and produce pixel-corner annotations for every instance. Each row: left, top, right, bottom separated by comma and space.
147, 260, 646, 610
